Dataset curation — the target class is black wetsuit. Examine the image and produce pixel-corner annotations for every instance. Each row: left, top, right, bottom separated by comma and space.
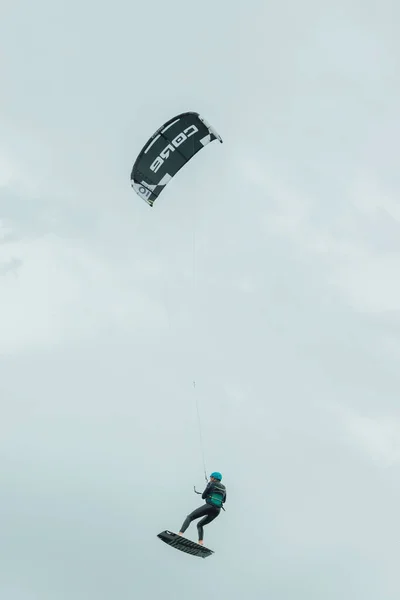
179, 481, 227, 541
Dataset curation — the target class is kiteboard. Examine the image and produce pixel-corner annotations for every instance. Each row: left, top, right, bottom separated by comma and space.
157, 530, 214, 559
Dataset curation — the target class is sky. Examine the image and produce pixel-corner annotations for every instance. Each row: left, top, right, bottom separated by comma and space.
1, 0, 400, 598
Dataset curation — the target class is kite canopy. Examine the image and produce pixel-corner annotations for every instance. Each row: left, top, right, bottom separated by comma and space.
131, 111, 223, 206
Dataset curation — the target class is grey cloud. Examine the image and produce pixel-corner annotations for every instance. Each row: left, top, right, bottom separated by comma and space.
1, 0, 400, 598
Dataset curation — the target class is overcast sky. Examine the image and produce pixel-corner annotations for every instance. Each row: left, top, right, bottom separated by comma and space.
1, 0, 400, 598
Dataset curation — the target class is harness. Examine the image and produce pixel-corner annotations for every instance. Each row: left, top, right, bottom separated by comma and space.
207, 483, 225, 508
194, 483, 226, 511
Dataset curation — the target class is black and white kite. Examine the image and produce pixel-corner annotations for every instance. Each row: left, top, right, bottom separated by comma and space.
131, 111, 223, 206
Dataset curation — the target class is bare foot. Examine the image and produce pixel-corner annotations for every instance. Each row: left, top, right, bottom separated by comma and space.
178, 532, 183, 536
198, 540, 204, 545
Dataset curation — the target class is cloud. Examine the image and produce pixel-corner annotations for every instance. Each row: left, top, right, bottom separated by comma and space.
0, 228, 169, 355
343, 412, 400, 466
239, 148, 400, 317
1, 1, 400, 598
0, 257, 23, 276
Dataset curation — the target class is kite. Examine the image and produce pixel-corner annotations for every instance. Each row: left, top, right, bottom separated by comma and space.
130, 111, 223, 206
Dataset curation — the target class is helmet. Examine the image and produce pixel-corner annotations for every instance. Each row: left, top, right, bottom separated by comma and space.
210, 471, 222, 481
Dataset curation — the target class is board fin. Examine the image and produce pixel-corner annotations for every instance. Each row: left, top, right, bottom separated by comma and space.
157, 530, 214, 558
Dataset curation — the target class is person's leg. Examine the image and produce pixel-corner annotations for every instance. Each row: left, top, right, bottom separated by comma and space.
196, 508, 220, 544
178, 505, 211, 536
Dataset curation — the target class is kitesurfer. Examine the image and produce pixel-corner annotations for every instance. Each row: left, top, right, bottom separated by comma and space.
178, 472, 226, 545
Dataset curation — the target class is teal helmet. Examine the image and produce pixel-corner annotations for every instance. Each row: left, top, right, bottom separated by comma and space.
210, 471, 222, 481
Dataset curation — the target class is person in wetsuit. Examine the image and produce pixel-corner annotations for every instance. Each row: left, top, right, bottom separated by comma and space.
178, 472, 226, 545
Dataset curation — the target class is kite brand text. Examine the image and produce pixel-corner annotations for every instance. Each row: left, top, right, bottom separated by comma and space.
150, 125, 199, 173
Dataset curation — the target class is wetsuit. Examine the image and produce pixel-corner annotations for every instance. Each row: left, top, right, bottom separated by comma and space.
179, 481, 226, 541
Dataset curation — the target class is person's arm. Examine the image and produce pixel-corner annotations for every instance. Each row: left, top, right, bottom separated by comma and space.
202, 482, 212, 499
